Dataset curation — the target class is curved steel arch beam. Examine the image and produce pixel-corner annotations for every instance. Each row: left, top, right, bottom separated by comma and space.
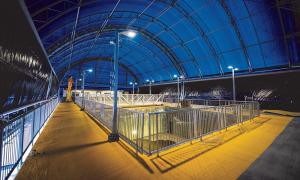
44, 11, 202, 77
30, 0, 223, 76
108, 25, 187, 77
49, 34, 113, 58
218, 0, 252, 71
53, 40, 163, 79
156, 0, 224, 75
50, 32, 173, 78
32, 1, 205, 76
57, 56, 140, 82
33, 0, 155, 32
48, 25, 187, 77
242, 0, 266, 68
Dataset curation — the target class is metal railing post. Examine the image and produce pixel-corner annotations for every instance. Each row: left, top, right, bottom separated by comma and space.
141, 113, 144, 153
135, 113, 140, 155
19, 116, 25, 165
0, 121, 7, 180
148, 113, 151, 154
156, 113, 159, 157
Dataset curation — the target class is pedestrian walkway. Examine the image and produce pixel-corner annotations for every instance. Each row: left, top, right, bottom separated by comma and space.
16, 102, 293, 180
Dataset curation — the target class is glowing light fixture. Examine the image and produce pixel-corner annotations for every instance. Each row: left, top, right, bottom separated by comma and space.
124, 30, 137, 38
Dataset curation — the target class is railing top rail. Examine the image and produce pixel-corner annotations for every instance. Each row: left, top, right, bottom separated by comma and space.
0, 96, 58, 117
164, 97, 257, 104
148, 101, 257, 115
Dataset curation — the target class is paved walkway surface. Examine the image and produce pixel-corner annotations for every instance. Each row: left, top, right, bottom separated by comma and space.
16, 102, 294, 180
239, 117, 300, 180
262, 110, 300, 117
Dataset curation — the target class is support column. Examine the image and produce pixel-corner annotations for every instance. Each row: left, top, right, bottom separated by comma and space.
108, 30, 120, 142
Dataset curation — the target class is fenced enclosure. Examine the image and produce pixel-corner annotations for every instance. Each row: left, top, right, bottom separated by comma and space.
75, 96, 260, 156
0, 97, 59, 180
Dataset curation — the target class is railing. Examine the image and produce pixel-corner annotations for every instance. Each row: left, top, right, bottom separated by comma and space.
163, 98, 253, 107
75, 96, 260, 156
91, 94, 165, 106
0, 97, 59, 180
75, 97, 144, 151
145, 101, 260, 154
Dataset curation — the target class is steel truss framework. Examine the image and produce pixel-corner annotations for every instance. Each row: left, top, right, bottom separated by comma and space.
25, 0, 300, 86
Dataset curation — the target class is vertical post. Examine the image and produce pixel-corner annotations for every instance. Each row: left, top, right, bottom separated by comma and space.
182, 79, 185, 100
20, 116, 25, 164
149, 81, 152, 95
132, 83, 135, 95
177, 77, 180, 107
156, 113, 159, 157
141, 113, 144, 153
232, 68, 236, 102
75, 78, 78, 103
148, 113, 151, 154
0, 121, 7, 179
135, 114, 140, 155
81, 72, 85, 110
108, 30, 120, 142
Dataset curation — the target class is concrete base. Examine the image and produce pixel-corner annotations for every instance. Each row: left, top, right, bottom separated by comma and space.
108, 133, 119, 142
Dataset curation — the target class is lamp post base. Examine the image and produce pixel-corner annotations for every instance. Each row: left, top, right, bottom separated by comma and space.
108, 133, 119, 142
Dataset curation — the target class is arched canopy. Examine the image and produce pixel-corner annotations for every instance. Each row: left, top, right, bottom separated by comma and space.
25, 0, 300, 87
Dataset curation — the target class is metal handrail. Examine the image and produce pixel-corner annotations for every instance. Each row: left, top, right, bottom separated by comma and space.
76, 96, 260, 156
0, 96, 57, 117
0, 97, 59, 180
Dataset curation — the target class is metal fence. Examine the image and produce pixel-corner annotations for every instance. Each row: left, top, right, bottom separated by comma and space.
75, 97, 259, 156
76, 97, 144, 151
92, 94, 165, 106
145, 101, 260, 154
0, 97, 59, 180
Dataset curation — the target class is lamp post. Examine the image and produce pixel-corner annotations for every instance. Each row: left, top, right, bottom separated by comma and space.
109, 30, 137, 142
146, 79, 154, 95
74, 78, 80, 103
173, 75, 180, 107
81, 69, 93, 110
228, 66, 238, 101
129, 82, 138, 94
180, 75, 185, 100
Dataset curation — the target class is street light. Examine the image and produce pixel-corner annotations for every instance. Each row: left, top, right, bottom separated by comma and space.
174, 74, 185, 107
74, 78, 81, 102
81, 69, 93, 110
228, 66, 238, 101
109, 29, 137, 142
146, 79, 154, 95
180, 75, 185, 100
129, 81, 138, 94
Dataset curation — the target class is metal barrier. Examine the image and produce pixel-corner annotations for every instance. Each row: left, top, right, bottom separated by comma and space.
93, 94, 165, 106
75, 96, 259, 156
0, 97, 59, 180
146, 101, 260, 155
75, 97, 145, 152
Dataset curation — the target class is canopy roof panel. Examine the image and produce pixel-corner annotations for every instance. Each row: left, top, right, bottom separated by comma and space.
25, 0, 300, 87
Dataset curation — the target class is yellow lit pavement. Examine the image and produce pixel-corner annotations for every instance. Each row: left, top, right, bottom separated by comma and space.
16, 102, 293, 180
